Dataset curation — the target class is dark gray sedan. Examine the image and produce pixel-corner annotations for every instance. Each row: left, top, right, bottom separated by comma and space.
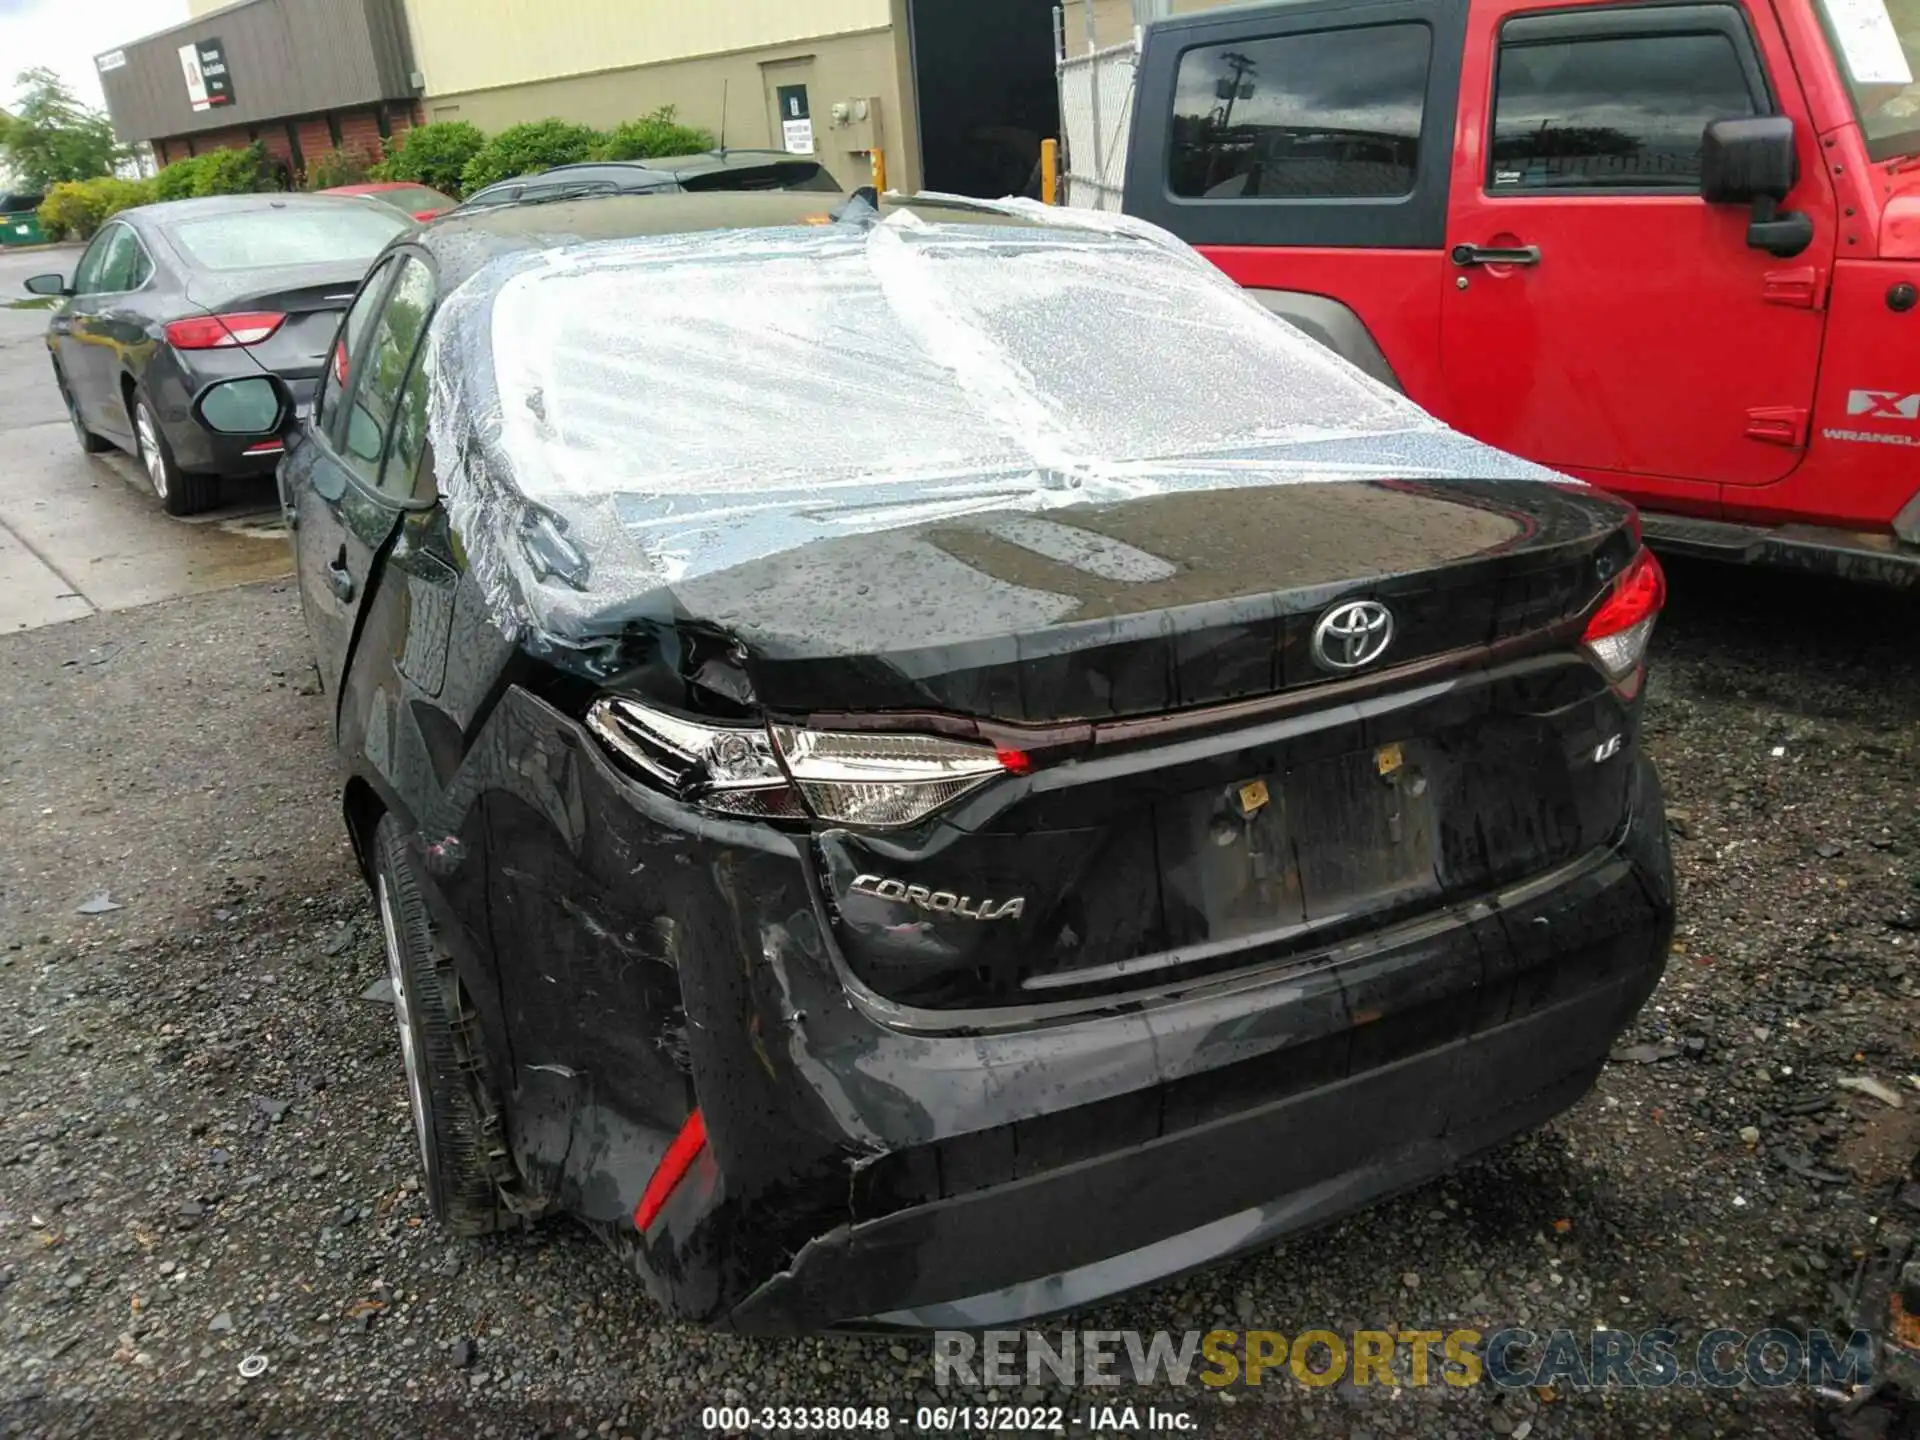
24, 193, 410, 515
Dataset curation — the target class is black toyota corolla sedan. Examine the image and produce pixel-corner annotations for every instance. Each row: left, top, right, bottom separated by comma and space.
23, 193, 410, 515
194, 189, 1675, 1332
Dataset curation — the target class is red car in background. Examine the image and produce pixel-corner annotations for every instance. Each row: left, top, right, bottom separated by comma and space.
320, 181, 457, 222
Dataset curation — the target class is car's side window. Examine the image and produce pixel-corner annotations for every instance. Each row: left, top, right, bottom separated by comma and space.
341, 256, 435, 491
316, 257, 397, 447
1168, 25, 1433, 199
69, 228, 116, 295
92, 226, 140, 294
380, 337, 435, 502
125, 234, 154, 290
1490, 15, 1763, 192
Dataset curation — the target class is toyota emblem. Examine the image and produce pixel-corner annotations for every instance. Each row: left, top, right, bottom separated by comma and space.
1311, 599, 1394, 671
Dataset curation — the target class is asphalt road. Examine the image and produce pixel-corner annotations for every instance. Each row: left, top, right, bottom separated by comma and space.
0, 244, 291, 634
0, 283, 1917, 1439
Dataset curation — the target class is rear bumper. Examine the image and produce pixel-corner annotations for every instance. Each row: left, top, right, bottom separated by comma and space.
148, 352, 316, 476
439, 689, 1672, 1335
728, 810, 1670, 1332
740, 962, 1647, 1331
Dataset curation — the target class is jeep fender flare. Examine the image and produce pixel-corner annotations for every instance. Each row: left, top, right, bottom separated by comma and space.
1244, 289, 1405, 394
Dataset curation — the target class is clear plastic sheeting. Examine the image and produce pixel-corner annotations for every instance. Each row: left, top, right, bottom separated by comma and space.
426, 202, 1557, 648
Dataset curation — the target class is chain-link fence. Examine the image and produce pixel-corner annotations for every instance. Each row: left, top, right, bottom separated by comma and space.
1055, 7, 1140, 210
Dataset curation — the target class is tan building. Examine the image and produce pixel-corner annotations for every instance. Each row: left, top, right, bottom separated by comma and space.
111, 0, 1240, 198
403, 0, 916, 185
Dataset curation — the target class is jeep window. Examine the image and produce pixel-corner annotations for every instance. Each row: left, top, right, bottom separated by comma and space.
1168, 25, 1432, 199
1817, 0, 1920, 161
1490, 29, 1759, 190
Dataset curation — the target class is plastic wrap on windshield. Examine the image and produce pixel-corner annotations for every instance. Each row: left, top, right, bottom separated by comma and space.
425, 202, 1560, 654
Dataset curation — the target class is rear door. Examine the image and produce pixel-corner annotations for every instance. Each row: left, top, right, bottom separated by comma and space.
1438, 0, 1834, 498
282, 249, 435, 705
1126, 0, 1468, 409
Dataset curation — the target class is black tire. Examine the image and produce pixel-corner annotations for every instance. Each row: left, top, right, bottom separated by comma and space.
53, 363, 111, 454
131, 389, 218, 517
371, 814, 516, 1235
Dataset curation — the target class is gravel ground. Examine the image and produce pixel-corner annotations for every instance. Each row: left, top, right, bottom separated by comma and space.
0, 562, 1915, 1440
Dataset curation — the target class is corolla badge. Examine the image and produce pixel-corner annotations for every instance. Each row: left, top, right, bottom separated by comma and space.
1311, 599, 1395, 671
850, 873, 1026, 921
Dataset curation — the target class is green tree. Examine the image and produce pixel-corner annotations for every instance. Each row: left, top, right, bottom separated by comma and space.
458, 119, 603, 193
2, 68, 123, 192
592, 106, 714, 161
370, 120, 485, 195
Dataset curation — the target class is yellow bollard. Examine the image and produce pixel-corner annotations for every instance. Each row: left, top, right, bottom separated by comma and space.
1040, 138, 1059, 204
870, 148, 887, 194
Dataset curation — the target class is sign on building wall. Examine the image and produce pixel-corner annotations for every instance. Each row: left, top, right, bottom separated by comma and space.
777, 85, 814, 155
177, 37, 236, 112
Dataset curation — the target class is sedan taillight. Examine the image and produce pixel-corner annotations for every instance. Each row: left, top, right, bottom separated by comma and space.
164, 311, 286, 349
1581, 548, 1667, 690
588, 697, 1024, 829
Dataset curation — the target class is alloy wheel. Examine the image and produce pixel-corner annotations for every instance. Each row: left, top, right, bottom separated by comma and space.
377, 876, 434, 1175
134, 404, 168, 500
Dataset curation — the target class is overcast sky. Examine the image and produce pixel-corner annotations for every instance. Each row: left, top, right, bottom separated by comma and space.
1, 0, 188, 113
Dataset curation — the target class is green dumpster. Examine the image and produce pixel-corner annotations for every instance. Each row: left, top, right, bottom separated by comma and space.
0, 210, 47, 247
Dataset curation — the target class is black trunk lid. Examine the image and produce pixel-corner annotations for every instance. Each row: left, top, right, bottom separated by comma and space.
664, 475, 1643, 1011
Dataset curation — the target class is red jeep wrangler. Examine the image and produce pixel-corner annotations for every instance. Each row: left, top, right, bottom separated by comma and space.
1126, 0, 1920, 583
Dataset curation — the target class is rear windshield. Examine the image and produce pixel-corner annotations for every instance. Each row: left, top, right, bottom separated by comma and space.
1819, 0, 1920, 160
680, 162, 841, 194
481, 220, 1430, 504
167, 205, 408, 270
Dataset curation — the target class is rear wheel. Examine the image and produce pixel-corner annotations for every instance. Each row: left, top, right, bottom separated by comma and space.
132, 390, 218, 517
371, 814, 516, 1235
53, 364, 111, 454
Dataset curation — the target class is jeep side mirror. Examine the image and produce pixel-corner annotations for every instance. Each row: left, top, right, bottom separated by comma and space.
1700, 115, 1813, 259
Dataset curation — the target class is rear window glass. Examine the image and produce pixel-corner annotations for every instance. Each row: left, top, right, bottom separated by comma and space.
1169, 25, 1432, 199
167, 205, 408, 270
367, 186, 449, 213
1490, 31, 1759, 189
681, 162, 841, 194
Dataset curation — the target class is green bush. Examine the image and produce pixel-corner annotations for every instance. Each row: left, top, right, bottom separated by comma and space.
459, 118, 603, 193
190, 142, 270, 196
370, 121, 485, 195
153, 142, 271, 202
304, 145, 374, 190
152, 153, 208, 201
591, 105, 713, 161
37, 175, 157, 241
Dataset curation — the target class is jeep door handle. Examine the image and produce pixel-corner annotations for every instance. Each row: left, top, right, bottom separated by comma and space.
1451, 243, 1541, 267
327, 556, 355, 603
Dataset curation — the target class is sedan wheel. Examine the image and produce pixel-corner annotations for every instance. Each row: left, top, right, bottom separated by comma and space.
132, 392, 218, 517
134, 401, 168, 500
370, 814, 516, 1235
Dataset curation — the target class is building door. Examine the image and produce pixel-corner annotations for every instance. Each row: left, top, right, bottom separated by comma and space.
763, 59, 818, 156
908, 0, 1061, 197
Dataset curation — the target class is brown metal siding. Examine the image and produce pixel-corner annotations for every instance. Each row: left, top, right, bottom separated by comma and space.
97, 0, 416, 143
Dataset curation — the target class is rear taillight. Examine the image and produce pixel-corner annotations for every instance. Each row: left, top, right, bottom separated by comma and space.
587, 697, 1024, 829
1581, 548, 1666, 687
164, 311, 286, 349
